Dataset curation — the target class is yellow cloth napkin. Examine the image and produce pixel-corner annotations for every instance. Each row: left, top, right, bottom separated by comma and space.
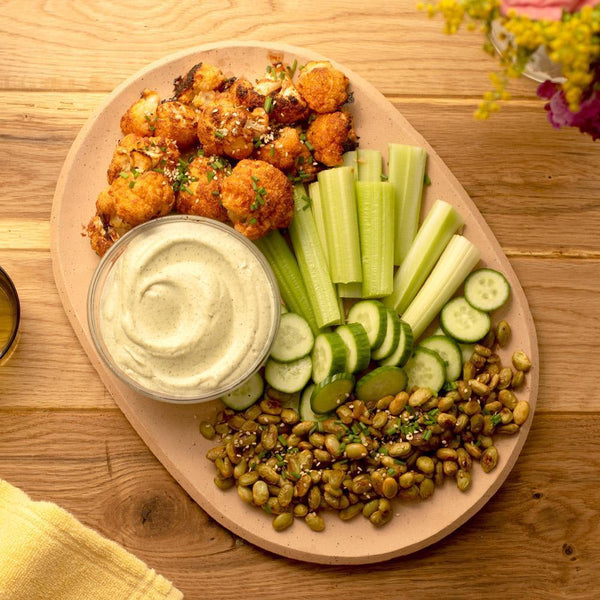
0, 480, 183, 600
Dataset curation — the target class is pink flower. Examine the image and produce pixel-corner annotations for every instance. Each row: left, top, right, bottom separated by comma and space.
538, 76, 600, 140
500, 0, 599, 20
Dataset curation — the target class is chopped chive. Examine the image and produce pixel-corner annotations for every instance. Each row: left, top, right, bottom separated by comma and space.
278, 435, 287, 446
424, 173, 432, 186
264, 96, 273, 113
119, 172, 129, 178
387, 468, 396, 476
423, 429, 433, 441
270, 145, 275, 157
249, 217, 257, 224
214, 129, 225, 139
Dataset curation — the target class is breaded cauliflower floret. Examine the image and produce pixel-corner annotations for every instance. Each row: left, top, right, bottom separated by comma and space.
97, 171, 175, 231
221, 159, 293, 239
107, 134, 180, 184
306, 111, 357, 167
176, 156, 229, 222
173, 62, 226, 105
120, 89, 160, 137
296, 61, 349, 114
255, 127, 304, 171
197, 99, 269, 160
154, 100, 198, 150
88, 171, 175, 256
270, 79, 309, 124
228, 78, 266, 109
87, 214, 120, 257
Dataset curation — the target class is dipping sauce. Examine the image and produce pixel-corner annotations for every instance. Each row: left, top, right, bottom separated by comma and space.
91, 216, 279, 401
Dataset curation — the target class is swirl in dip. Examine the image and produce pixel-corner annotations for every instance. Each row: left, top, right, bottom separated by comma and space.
95, 216, 279, 400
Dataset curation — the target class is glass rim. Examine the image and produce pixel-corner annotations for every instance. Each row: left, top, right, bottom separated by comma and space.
0, 266, 20, 359
87, 215, 281, 404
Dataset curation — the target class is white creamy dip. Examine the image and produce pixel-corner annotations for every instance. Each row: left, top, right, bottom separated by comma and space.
98, 218, 278, 399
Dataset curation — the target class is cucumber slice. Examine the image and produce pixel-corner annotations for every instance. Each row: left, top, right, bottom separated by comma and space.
404, 347, 446, 394
336, 322, 371, 374
419, 335, 463, 382
371, 308, 401, 361
311, 331, 347, 384
299, 384, 332, 427
270, 312, 315, 363
355, 365, 407, 402
311, 373, 355, 414
464, 268, 511, 312
220, 371, 264, 411
265, 355, 312, 394
347, 300, 387, 349
459, 343, 476, 365
440, 296, 491, 343
379, 320, 413, 368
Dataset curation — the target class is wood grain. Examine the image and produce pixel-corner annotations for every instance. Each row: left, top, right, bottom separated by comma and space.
1, 0, 598, 596
0, 410, 597, 599
0, 0, 539, 98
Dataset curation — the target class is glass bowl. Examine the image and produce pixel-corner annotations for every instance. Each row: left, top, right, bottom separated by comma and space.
87, 215, 280, 404
0, 266, 20, 365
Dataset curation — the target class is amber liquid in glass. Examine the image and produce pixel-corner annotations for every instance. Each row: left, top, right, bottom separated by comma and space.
0, 286, 17, 351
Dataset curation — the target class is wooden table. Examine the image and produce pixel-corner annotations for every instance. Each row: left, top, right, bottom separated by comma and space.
1, 1, 599, 598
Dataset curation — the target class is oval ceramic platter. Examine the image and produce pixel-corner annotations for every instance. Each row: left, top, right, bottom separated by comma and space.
51, 41, 538, 564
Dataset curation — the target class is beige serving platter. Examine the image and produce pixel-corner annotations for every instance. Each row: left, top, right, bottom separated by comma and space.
51, 41, 538, 564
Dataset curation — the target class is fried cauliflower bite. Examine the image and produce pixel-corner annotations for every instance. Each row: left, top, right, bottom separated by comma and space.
173, 62, 227, 106
270, 79, 309, 124
88, 171, 175, 256
175, 156, 229, 222
228, 78, 266, 109
154, 100, 198, 150
120, 89, 160, 136
296, 61, 349, 114
221, 159, 293, 239
107, 134, 180, 184
255, 127, 304, 171
197, 99, 269, 160
306, 111, 357, 167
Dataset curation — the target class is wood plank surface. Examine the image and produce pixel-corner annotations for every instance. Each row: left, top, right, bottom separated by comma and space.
1, 1, 599, 598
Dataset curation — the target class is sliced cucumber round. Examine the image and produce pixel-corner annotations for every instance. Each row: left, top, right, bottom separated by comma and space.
347, 300, 387, 349
371, 308, 401, 361
311, 373, 355, 414
404, 347, 447, 394
418, 335, 463, 382
264, 355, 312, 394
464, 267, 511, 312
269, 312, 314, 363
299, 384, 332, 427
336, 322, 371, 374
220, 371, 264, 411
440, 296, 491, 343
311, 331, 347, 384
355, 366, 407, 402
379, 320, 413, 368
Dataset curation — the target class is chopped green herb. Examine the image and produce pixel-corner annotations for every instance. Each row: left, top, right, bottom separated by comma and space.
207, 170, 216, 182
119, 172, 129, 178
264, 96, 273, 113
424, 173, 432, 186
277, 435, 287, 446
423, 429, 433, 441
128, 181, 135, 189
304, 140, 314, 151
269, 145, 275, 157
380, 173, 388, 181
286, 59, 298, 79
490, 413, 503, 426
214, 129, 226, 139
387, 467, 396, 476
249, 217, 257, 225
211, 190, 220, 197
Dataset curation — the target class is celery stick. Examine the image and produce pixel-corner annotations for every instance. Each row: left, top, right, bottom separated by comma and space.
289, 184, 343, 328
357, 149, 383, 182
342, 151, 359, 181
308, 181, 329, 268
356, 181, 395, 298
255, 231, 320, 334
401, 235, 480, 340
388, 143, 428, 265
318, 166, 362, 284
383, 199, 464, 314
338, 282, 363, 298
310, 182, 347, 313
